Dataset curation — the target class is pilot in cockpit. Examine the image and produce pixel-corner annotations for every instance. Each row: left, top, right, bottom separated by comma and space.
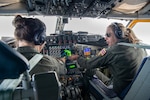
68, 22, 147, 96
12, 15, 67, 76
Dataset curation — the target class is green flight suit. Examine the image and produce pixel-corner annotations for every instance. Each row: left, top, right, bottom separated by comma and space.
77, 44, 146, 95
17, 46, 67, 76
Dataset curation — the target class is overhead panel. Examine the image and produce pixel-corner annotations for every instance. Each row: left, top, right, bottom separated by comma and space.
30, 0, 117, 17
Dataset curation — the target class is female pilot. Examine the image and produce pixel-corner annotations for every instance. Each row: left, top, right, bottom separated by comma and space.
12, 15, 67, 76
68, 22, 147, 96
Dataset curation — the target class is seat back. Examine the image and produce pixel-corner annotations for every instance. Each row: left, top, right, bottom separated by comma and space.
124, 56, 150, 100
32, 71, 61, 100
0, 40, 29, 79
119, 57, 148, 99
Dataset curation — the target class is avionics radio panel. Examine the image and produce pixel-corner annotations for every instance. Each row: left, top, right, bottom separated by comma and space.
42, 32, 107, 57
48, 45, 71, 58
46, 32, 77, 46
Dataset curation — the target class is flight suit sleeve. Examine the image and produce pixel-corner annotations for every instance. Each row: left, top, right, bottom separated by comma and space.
43, 55, 67, 75
77, 50, 114, 69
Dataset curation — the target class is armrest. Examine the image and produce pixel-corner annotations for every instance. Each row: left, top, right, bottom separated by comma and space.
89, 76, 117, 98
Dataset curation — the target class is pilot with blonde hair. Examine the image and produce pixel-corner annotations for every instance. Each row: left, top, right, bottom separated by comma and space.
68, 22, 147, 96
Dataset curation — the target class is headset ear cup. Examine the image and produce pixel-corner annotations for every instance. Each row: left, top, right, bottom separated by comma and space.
34, 31, 46, 45
34, 33, 39, 45
117, 28, 123, 38
113, 23, 123, 39
40, 33, 46, 44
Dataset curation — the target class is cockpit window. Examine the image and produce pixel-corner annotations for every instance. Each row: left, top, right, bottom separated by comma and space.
132, 22, 150, 55
0, 16, 129, 39
64, 18, 129, 36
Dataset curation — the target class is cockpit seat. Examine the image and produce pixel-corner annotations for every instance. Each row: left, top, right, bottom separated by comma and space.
89, 56, 150, 100
32, 71, 61, 100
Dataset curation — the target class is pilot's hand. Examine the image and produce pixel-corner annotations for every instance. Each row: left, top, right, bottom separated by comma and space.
59, 57, 66, 63
97, 48, 106, 56
68, 54, 79, 61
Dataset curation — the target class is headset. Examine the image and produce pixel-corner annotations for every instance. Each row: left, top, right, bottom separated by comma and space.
112, 22, 124, 39
34, 28, 46, 45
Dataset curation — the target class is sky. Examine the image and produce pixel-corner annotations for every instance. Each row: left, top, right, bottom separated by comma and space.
0, 16, 129, 38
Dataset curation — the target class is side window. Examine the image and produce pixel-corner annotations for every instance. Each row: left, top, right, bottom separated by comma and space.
132, 22, 150, 55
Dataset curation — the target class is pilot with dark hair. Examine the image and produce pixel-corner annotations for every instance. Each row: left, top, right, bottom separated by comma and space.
12, 15, 67, 76
68, 22, 147, 96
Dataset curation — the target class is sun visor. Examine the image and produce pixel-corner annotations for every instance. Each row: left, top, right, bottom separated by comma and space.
113, 0, 148, 14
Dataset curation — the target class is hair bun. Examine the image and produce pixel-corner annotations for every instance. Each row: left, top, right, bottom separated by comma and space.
12, 15, 25, 28
15, 15, 22, 19
14, 15, 23, 23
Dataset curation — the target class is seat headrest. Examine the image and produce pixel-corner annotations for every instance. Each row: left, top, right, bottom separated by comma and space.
0, 40, 29, 79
